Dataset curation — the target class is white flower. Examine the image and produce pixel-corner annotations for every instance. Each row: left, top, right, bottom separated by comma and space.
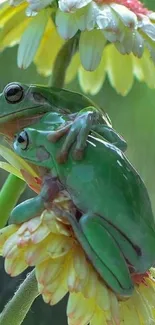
56, 0, 155, 70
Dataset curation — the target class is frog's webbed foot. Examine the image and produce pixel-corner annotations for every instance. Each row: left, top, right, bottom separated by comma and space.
9, 176, 62, 224
47, 107, 98, 163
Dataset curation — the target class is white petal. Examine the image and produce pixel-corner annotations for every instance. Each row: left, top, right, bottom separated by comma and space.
140, 21, 155, 41
111, 3, 137, 28
79, 29, 106, 71
96, 4, 119, 31
27, 0, 52, 11
115, 27, 134, 54
10, 0, 24, 5
149, 12, 155, 22
58, 0, 91, 13
76, 4, 95, 31
146, 43, 155, 64
132, 31, 144, 57
17, 9, 50, 69
56, 9, 78, 39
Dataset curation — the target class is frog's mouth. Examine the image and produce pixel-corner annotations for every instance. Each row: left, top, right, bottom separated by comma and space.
0, 110, 44, 138
0, 104, 44, 123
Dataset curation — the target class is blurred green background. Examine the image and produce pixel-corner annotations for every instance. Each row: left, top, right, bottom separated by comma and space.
1, 0, 155, 320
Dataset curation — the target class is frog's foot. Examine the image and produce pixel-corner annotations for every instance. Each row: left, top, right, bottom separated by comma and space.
48, 108, 97, 163
9, 176, 62, 224
47, 121, 73, 143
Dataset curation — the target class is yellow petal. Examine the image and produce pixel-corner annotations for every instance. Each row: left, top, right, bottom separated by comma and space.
0, 224, 18, 255
34, 18, 64, 76
82, 266, 98, 299
17, 230, 32, 247
106, 44, 134, 95
73, 245, 88, 280
5, 252, 28, 276
132, 289, 153, 325
67, 257, 83, 293
0, 144, 38, 178
36, 256, 66, 285
65, 53, 80, 84
0, 19, 29, 50
123, 299, 141, 325
0, 161, 23, 179
25, 237, 50, 266
96, 279, 110, 312
78, 52, 106, 95
22, 216, 42, 234
138, 281, 155, 309
30, 224, 50, 244
0, 3, 27, 26
3, 233, 19, 257
67, 292, 95, 325
41, 271, 63, 302
47, 234, 73, 258
91, 308, 107, 325
49, 268, 68, 305
41, 210, 70, 236
134, 50, 155, 88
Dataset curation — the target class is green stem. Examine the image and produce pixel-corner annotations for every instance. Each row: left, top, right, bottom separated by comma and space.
0, 270, 39, 325
49, 34, 79, 88
0, 174, 26, 228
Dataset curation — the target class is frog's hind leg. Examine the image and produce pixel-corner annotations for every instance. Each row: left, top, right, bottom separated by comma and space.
92, 124, 127, 152
52, 206, 134, 297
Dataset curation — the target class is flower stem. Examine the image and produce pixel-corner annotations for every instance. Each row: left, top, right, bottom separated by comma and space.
0, 174, 26, 228
49, 34, 79, 88
0, 270, 39, 325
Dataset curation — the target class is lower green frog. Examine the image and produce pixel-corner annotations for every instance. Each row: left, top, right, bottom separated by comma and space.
10, 112, 155, 298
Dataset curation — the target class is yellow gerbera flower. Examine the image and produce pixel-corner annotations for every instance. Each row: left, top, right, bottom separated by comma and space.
1, 206, 155, 325
1, 0, 155, 95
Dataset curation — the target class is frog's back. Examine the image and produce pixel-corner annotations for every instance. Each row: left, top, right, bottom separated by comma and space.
57, 135, 155, 271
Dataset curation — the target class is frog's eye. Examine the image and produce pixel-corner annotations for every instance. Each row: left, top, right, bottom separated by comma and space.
16, 131, 29, 150
4, 83, 24, 104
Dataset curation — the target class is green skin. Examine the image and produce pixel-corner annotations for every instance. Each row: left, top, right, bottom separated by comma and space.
0, 82, 127, 162
11, 112, 155, 297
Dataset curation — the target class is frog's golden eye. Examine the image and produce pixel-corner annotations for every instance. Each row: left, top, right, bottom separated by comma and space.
4, 83, 24, 104
16, 131, 29, 150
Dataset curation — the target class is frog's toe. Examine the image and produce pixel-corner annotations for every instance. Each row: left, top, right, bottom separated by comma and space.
72, 148, 84, 161
47, 122, 72, 143
56, 151, 68, 164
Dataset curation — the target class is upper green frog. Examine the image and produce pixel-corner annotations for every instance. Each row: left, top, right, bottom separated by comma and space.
0, 82, 126, 162
10, 112, 155, 298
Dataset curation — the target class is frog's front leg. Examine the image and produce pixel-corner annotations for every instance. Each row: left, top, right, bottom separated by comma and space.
52, 205, 133, 297
47, 107, 97, 163
9, 176, 62, 224
47, 107, 127, 163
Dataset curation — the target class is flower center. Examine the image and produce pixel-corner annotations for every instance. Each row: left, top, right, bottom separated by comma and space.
95, 0, 149, 15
